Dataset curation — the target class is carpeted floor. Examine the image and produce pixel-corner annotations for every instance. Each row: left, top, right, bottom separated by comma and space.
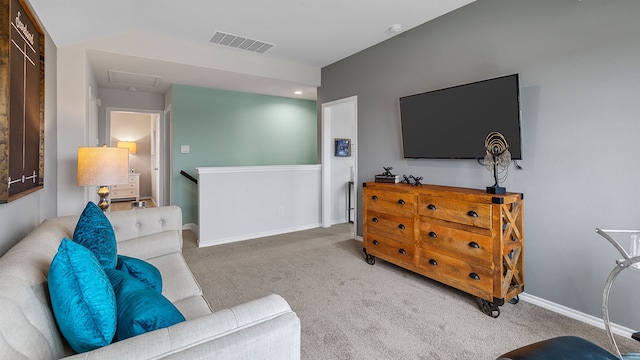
182, 224, 637, 359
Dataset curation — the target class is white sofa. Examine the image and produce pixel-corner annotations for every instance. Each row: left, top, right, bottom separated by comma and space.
0, 205, 301, 359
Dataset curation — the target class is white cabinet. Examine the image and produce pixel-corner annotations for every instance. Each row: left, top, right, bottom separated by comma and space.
111, 173, 140, 201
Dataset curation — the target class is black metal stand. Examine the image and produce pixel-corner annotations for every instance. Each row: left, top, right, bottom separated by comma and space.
348, 181, 354, 223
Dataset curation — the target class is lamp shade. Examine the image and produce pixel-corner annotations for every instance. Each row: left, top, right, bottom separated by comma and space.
78, 147, 130, 186
116, 141, 137, 155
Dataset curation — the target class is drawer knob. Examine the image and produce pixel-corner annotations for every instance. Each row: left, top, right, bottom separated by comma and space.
398, 248, 406, 255
427, 204, 437, 210
372, 217, 378, 223
468, 242, 480, 249
467, 210, 478, 217
372, 240, 379, 245
371, 195, 378, 201
428, 231, 437, 238
398, 224, 406, 230
469, 272, 480, 280
397, 199, 405, 205
428, 259, 438, 266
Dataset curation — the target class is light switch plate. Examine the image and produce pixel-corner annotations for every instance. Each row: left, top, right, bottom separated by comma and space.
180, 145, 190, 154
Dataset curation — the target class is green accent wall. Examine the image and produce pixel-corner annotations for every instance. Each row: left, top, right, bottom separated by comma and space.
171, 84, 317, 225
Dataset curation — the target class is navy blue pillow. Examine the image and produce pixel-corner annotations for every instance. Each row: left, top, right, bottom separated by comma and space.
116, 255, 162, 293
49, 238, 117, 353
73, 202, 117, 269
105, 269, 185, 341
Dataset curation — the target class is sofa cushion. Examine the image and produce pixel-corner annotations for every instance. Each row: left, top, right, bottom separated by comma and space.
116, 255, 162, 292
105, 268, 185, 341
73, 202, 117, 269
48, 238, 117, 353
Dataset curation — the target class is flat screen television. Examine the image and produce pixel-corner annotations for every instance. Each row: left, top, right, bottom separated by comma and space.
399, 74, 522, 159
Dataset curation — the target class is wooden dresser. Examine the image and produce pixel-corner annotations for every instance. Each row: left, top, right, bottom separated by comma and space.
111, 173, 140, 201
362, 182, 524, 317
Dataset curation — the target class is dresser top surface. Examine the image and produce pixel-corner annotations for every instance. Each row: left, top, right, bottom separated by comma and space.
363, 182, 522, 204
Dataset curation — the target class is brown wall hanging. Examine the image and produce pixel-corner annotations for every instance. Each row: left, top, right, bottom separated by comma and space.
0, 0, 44, 203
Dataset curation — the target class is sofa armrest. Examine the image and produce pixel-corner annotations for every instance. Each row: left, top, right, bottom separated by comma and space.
62, 294, 300, 360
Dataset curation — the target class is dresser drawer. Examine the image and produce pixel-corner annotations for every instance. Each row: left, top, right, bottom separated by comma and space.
112, 183, 135, 189
418, 195, 491, 229
364, 233, 415, 268
364, 187, 414, 217
418, 250, 493, 300
418, 222, 493, 268
366, 210, 414, 245
111, 188, 137, 197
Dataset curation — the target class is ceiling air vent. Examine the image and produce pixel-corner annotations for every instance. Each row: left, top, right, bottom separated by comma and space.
209, 31, 275, 54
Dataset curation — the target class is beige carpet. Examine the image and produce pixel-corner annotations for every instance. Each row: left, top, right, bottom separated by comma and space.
182, 224, 637, 359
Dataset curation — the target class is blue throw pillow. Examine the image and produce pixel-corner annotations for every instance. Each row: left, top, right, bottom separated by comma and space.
73, 202, 117, 269
105, 269, 185, 341
116, 255, 162, 293
48, 238, 117, 353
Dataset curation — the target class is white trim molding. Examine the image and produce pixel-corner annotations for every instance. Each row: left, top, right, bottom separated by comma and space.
519, 292, 635, 339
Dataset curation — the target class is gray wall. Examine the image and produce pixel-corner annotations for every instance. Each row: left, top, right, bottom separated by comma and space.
319, 0, 640, 329
97, 87, 165, 145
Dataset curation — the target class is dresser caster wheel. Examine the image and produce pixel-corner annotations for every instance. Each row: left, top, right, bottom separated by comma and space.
508, 295, 520, 305
480, 299, 500, 318
365, 254, 376, 265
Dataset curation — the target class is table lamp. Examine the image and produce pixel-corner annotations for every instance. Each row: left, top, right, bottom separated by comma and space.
77, 145, 130, 211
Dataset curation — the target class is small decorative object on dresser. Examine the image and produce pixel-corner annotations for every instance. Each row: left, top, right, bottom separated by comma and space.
483, 132, 512, 195
375, 166, 400, 183
362, 181, 524, 317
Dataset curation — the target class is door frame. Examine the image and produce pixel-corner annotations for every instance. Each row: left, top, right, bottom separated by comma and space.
321, 96, 358, 232
106, 107, 167, 206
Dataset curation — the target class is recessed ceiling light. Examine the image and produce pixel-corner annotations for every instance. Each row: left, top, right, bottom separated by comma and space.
294, 90, 303, 95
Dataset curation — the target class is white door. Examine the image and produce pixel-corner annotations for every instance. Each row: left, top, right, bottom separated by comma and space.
321, 96, 358, 231
151, 114, 161, 206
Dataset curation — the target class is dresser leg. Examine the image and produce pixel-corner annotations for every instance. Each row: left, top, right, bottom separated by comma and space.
363, 248, 376, 265
479, 298, 500, 318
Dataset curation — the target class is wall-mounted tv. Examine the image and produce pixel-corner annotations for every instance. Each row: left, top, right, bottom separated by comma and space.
399, 74, 522, 160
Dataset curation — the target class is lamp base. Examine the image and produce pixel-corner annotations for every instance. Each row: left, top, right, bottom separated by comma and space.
486, 185, 506, 195
97, 186, 110, 212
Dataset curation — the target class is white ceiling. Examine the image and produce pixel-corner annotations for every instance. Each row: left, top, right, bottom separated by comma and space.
28, 0, 474, 100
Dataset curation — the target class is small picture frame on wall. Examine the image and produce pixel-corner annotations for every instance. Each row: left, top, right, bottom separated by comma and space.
335, 138, 351, 157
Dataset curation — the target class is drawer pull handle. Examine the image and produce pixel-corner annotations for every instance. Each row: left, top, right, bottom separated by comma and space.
398, 248, 406, 255
427, 204, 437, 210
372, 217, 378, 223
397, 199, 405, 205
468, 242, 480, 249
467, 210, 478, 217
372, 240, 379, 245
428, 259, 438, 266
428, 231, 437, 238
398, 224, 406, 230
469, 273, 480, 280
372, 195, 378, 201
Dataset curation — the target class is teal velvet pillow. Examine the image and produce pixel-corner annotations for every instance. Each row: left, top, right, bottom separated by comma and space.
116, 255, 162, 293
48, 238, 117, 353
105, 269, 185, 341
73, 202, 117, 269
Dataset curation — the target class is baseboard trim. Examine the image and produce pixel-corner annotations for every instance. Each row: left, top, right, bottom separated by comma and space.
183, 223, 199, 240
198, 223, 321, 248
519, 292, 634, 339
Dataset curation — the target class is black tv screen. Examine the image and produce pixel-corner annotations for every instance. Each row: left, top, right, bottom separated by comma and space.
399, 74, 522, 159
